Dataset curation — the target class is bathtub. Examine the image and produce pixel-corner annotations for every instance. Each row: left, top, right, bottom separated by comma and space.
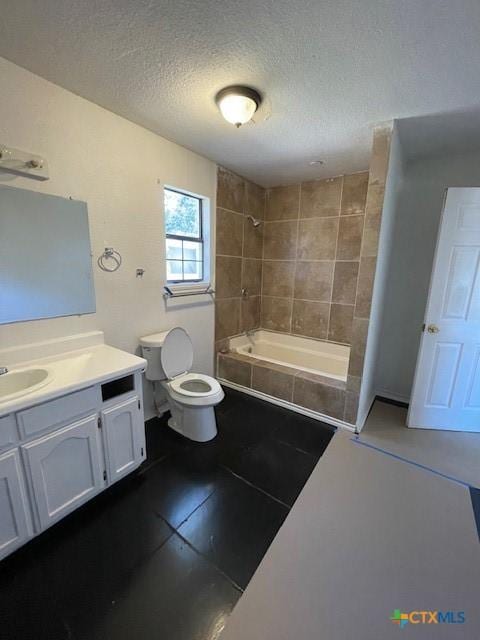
229, 330, 350, 382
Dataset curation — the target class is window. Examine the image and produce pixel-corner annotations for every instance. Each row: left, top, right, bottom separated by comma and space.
164, 188, 204, 283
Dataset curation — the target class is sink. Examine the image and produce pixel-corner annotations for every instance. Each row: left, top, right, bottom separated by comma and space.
0, 368, 53, 403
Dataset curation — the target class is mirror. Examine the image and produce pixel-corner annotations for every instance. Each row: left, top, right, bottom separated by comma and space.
0, 185, 96, 324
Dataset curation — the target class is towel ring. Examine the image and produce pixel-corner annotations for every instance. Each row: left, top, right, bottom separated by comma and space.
97, 247, 122, 272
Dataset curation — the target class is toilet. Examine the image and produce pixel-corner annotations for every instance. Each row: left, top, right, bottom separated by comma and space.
140, 327, 224, 442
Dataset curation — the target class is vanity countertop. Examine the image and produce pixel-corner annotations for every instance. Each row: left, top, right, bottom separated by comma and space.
0, 344, 146, 417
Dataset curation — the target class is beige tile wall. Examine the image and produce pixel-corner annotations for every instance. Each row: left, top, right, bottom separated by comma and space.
262, 171, 369, 345
218, 351, 348, 420
215, 167, 266, 349
215, 167, 369, 349
215, 127, 392, 428
345, 126, 393, 425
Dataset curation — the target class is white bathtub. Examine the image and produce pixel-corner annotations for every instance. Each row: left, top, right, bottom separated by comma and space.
229, 330, 350, 382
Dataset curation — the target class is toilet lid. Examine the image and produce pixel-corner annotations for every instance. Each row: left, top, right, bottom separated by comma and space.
160, 327, 193, 379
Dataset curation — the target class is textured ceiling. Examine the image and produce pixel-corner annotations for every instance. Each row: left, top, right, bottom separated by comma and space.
1, 0, 480, 186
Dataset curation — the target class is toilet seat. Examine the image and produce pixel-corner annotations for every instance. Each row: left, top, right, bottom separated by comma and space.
160, 327, 194, 379
166, 374, 224, 408
169, 372, 222, 397
159, 328, 223, 407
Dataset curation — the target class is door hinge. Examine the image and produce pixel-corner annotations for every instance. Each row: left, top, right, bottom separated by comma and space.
141, 447, 144, 457
138, 398, 141, 410
103, 470, 107, 482
98, 417, 102, 429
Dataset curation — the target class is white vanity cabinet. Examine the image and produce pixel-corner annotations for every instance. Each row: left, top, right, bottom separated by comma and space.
0, 368, 146, 560
0, 449, 33, 561
101, 396, 145, 484
22, 414, 105, 530
0, 415, 19, 453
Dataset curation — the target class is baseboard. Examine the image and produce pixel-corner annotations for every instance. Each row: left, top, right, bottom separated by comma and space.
375, 389, 410, 408
219, 379, 356, 432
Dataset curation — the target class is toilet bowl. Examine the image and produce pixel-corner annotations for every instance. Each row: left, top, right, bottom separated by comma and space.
140, 327, 224, 442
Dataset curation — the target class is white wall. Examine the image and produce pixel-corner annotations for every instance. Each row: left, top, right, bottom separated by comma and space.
356, 124, 404, 428
0, 57, 217, 417
375, 147, 480, 402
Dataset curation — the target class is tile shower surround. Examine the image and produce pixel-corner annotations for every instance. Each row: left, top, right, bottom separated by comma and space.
261, 172, 369, 345
215, 126, 392, 427
215, 168, 265, 349
215, 167, 369, 348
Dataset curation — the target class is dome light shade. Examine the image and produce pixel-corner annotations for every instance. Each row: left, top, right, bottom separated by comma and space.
215, 86, 262, 127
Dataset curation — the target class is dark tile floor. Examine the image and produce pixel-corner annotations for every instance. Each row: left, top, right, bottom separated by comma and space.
0, 388, 335, 640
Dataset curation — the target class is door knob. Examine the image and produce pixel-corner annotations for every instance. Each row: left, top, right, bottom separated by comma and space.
427, 324, 440, 334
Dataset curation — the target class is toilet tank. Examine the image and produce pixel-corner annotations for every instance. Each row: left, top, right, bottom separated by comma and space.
139, 331, 170, 381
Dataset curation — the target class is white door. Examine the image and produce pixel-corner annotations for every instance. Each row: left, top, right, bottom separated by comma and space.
0, 449, 32, 560
23, 414, 105, 530
101, 396, 145, 484
408, 188, 480, 431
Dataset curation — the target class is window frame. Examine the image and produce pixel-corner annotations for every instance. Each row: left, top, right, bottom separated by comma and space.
164, 186, 207, 286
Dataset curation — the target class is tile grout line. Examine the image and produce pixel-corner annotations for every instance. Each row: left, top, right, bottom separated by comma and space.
260, 295, 354, 305
219, 463, 292, 510
98, 516, 179, 587
327, 176, 344, 342
239, 183, 247, 335
353, 170, 374, 321
257, 257, 362, 263
352, 206, 366, 321
290, 184, 302, 336
216, 254, 262, 260
173, 528, 245, 593
259, 188, 266, 332
274, 435, 331, 460
262, 212, 363, 223
167, 485, 219, 531
138, 445, 176, 474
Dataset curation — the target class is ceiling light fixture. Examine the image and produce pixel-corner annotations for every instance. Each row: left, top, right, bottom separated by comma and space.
215, 86, 262, 128
309, 160, 324, 166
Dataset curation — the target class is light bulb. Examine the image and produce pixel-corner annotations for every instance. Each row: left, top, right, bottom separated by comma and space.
218, 95, 257, 127
215, 86, 261, 127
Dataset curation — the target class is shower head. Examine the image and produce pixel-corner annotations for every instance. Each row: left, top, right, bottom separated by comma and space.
246, 215, 262, 228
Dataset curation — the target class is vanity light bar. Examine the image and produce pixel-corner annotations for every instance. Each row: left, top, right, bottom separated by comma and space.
0, 144, 49, 181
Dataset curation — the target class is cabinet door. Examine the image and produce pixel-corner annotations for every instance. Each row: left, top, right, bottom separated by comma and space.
0, 415, 18, 453
23, 415, 105, 531
101, 396, 145, 484
0, 449, 32, 560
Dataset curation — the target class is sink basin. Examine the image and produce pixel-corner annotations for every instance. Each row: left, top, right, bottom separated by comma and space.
0, 368, 53, 403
